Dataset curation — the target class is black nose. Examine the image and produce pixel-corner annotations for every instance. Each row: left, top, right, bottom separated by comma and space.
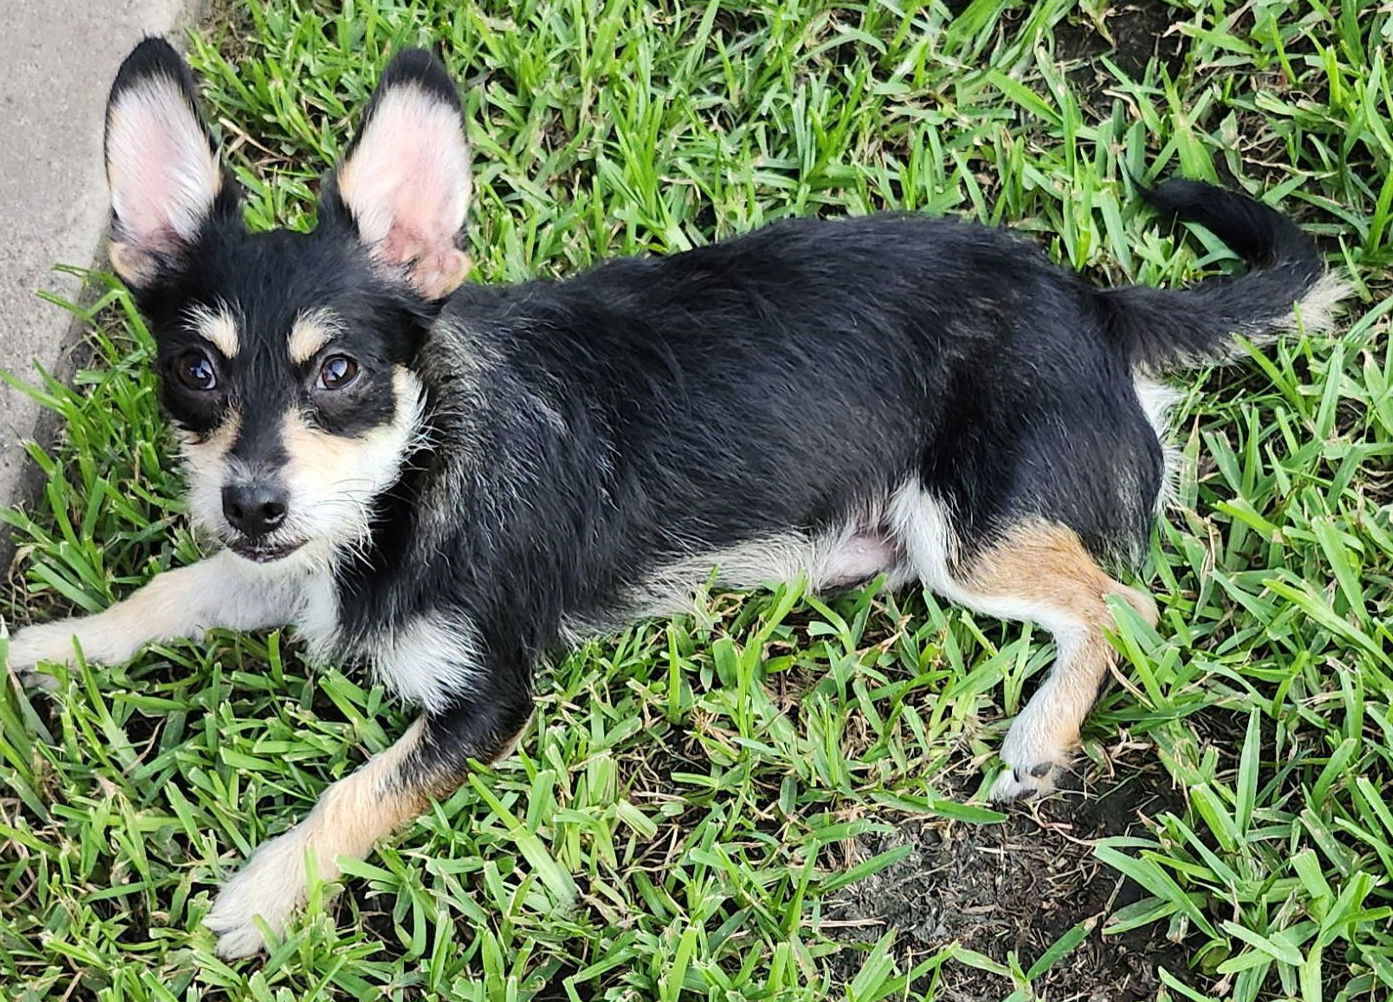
221, 484, 288, 537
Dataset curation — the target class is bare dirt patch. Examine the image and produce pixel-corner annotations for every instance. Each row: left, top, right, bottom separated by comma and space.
1055, 0, 1190, 89
825, 751, 1200, 1000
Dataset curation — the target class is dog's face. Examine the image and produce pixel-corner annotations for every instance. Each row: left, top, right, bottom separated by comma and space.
103, 42, 473, 564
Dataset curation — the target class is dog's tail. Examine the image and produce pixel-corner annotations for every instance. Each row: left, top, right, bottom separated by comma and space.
1097, 179, 1348, 371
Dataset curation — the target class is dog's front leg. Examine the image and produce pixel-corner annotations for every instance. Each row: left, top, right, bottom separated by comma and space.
7, 550, 302, 687
204, 677, 534, 958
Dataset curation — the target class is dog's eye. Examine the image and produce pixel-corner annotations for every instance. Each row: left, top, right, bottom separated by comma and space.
318, 354, 360, 390
175, 351, 217, 391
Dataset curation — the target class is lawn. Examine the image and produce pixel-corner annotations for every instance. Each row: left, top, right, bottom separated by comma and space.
2, 0, 1391, 999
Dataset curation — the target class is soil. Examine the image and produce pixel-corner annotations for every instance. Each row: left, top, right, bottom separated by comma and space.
1053, 1, 1190, 90
824, 749, 1200, 1001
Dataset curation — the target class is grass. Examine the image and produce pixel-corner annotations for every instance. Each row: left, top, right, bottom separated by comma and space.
2, 0, 1391, 999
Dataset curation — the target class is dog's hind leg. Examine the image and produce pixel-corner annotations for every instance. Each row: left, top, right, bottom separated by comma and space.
962, 523, 1156, 800
890, 487, 1157, 800
204, 671, 533, 958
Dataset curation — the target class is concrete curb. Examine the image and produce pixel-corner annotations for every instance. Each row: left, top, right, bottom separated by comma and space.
0, 0, 204, 570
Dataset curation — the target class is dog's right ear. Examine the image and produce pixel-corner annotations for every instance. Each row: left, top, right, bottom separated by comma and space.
104, 37, 237, 292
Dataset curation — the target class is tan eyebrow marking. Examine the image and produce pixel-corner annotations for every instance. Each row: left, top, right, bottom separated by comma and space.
187, 303, 239, 358
288, 308, 343, 364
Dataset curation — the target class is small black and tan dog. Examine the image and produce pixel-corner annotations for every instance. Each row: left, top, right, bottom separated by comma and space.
7, 38, 1343, 957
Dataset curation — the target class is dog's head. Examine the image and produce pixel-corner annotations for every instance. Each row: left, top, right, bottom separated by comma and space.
103, 39, 472, 564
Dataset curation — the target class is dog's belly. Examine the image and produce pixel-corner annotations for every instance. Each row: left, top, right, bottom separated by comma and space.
816, 531, 903, 587
619, 520, 903, 623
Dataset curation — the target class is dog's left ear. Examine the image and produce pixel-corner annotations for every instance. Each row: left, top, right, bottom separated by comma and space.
327, 48, 473, 300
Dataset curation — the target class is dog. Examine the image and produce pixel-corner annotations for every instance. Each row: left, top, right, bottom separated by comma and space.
5, 38, 1344, 958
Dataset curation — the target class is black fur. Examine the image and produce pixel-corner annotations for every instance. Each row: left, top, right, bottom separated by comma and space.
148, 225, 431, 443
382, 189, 1315, 775
337, 201, 1324, 630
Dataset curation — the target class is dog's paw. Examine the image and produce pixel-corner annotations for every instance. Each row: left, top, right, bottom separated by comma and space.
14, 669, 61, 693
990, 758, 1064, 800
8, 621, 79, 668
6, 621, 85, 690
205, 827, 312, 959
990, 703, 1075, 801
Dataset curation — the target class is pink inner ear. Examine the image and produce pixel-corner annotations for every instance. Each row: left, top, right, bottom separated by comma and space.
106, 77, 222, 262
337, 85, 473, 297
377, 215, 471, 298
410, 248, 471, 300
111, 121, 196, 240
379, 210, 440, 268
